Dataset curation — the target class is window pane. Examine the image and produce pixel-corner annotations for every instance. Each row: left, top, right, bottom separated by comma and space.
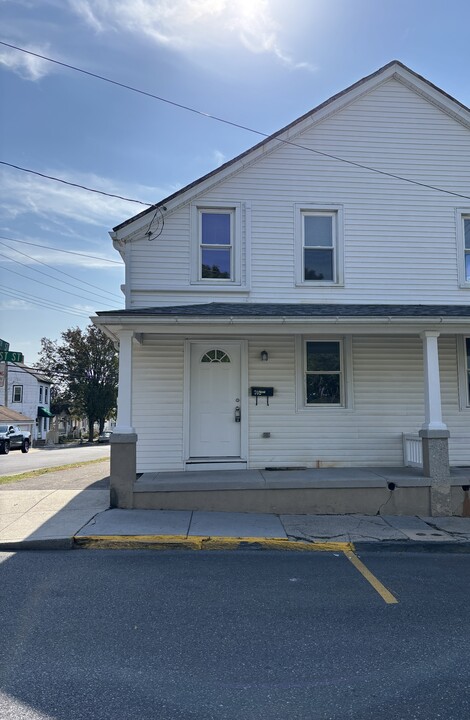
201, 213, 231, 245
304, 249, 333, 281
464, 219, 470, 249
466, 253, 470, 282
306, 341, 340, 371
306, 374, 341, 404
466, 338, 470, 365
201, 248, 231, 278
304, 215, 332, 247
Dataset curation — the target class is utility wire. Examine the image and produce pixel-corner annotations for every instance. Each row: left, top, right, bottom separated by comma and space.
0, 240, 123, 301
0, 235, 123, 264
2, 41, 470, 201
0, 161, 152, 206
0, 284, 93, 319
0, 259, 119, 308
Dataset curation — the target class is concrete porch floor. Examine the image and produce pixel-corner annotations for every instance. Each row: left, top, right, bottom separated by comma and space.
130, 466, 470, 515
135, 466, 470, 493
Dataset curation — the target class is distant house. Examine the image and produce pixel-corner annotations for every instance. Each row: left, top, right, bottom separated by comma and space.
93, 61, 470, 515
0, 405, 34, 436
7, 363, 53, 444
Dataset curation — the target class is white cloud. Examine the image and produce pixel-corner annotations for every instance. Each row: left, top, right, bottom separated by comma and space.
0, 298, 31, 311
0, 41, 53, 81
212, 149, 226, 167
69, 0, 315, 71
0, 166, 168, 230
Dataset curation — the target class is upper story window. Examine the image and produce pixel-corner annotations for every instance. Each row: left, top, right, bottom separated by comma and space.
456, 211, 470, 287
464, 217, 470, 282
12, 385, 22, 403
200, 210, 233, 280
39, 386, 43, 402
295, 204, 344, 286
190, 202, 242, 286
44, 387, 49, 403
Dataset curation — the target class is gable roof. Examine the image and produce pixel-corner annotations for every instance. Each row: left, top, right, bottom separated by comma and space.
10, 362, 52, 384
0, 406, 34, 424
113, 60, 470, 234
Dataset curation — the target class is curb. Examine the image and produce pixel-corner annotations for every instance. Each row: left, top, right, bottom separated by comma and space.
73, 535, 354, 552
0, 538, 74, 551
354, 540, 470, 553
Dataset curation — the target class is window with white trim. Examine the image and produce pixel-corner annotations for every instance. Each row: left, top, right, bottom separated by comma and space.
12, 385, 22, 403
466, 337, 470, 406
191, 203, 242, 285
305, 340, 343, 405
295, 205, 343, 286
464, 216, 470, 283
39, 386, 43, 402
456, 211, 470, 287
45, 387, 49, 403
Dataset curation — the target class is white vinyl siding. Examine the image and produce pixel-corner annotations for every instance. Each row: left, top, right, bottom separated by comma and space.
133, 337, 185, 473
134, 335, 469, 472
125, 78, 469, 307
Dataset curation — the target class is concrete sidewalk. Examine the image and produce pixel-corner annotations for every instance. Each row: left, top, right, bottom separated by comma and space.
1, 484, 470, 550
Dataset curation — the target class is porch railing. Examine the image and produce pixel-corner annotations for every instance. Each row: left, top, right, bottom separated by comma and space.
402, 434, 423, 468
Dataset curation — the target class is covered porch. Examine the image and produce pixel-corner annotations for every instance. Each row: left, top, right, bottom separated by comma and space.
93, 303, 470, 517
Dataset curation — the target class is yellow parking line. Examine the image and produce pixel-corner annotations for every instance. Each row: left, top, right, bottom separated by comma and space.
344, 551, 398, 604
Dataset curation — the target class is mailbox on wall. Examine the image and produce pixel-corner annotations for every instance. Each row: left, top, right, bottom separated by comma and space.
251, 387, 274, 406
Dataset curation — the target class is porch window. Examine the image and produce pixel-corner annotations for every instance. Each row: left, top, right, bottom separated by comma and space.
305, 340, 343, 405
466, 338, 470, 404
12, 385, 22, 403
200, 210, 233, 280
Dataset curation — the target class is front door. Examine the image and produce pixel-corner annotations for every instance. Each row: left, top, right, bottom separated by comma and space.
189, 342, 242, 459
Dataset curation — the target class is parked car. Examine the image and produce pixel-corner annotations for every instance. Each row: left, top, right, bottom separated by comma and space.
98, 431, 112, 444
0, 425, 31, 454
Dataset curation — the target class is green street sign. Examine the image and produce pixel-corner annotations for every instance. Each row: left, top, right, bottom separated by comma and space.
0, 351, 24, 363
0, 339, 9, 352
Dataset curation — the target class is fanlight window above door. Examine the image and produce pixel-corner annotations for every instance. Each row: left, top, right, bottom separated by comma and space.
201, 349, 231, 363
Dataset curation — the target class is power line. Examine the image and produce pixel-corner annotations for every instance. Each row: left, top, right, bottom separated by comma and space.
0, 160, 152, 206
0, 240, 123, 301
0, 235, 123, 264
1, 41, 470, 201
0, 284, 93, 319
0, 259, 120, 308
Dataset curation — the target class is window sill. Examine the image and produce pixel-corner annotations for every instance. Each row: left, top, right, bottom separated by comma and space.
295, 282, 344, 288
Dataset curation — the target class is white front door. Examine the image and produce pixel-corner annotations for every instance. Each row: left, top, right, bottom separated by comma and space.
189, 342, 242, 458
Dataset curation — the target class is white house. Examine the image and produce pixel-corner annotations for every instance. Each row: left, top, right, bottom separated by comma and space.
93, 61, 470, 516
7, 363, 53, 444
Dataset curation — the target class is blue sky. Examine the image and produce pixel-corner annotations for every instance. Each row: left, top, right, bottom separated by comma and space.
1, 0, 469, 364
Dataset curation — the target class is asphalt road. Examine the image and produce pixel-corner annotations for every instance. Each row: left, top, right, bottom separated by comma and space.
0, 443, 110, 475
0, 550, 469, 720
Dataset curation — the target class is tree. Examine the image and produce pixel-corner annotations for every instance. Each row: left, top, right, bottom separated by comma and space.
37, 325, 118, 441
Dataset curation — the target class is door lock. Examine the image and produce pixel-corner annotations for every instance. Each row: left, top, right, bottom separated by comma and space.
234, 406, 241, 423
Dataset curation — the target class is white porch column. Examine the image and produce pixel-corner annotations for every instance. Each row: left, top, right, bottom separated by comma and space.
114, 329, 135, 434
419, 331, 451, 516
420, 331, 447, 431
110, 329, 137, 508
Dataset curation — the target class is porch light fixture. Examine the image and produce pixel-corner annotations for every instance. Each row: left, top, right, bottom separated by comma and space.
260, 350, 269, 362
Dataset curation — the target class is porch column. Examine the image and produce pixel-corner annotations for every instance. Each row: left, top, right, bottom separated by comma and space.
418, 331, 451, 516
110, 329, 137, 509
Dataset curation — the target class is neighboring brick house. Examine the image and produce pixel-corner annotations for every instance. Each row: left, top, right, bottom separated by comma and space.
93, 61, 470, 515
7, 363, 53, 444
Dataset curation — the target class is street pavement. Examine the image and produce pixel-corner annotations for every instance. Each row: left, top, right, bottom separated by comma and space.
0, 460, 470, 550
0, 442, 110, 475
1, 550, 469, 720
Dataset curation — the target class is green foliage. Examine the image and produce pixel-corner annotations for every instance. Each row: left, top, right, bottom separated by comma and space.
37, 325, 118, 440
